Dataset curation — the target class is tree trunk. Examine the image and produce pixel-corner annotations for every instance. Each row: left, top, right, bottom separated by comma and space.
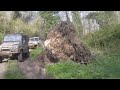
65, 11, 70, 22
71, 11, 83, 37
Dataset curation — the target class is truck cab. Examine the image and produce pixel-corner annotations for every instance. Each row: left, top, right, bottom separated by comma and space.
0, 33, 29, 62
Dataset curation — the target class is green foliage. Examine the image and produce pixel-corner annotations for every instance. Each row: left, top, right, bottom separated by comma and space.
0, 12, 11, 42
86, 12, 105, 27
40, 11, 60, 28
86, 11, 118, 28
72, 11, 83, 38
46, 53, 120, 79
12, 11, 22, 20
0, 13, 11, 34
46, 12, 120, 79
32, 16, 46, 38
7, 18, 35, 36
0, 33, 4, 43
84, 11, 120, 52
39, 11, 60, 38
30, 47, 44, 60
0, 11, 60, 40
5, 60, 25, 79
0, 11, 50, 39
84, 24, 120, 49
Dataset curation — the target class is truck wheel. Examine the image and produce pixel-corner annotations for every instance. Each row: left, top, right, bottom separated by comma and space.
0, 57, 3, 63
27, 51, 30, 58
17, 50, 23, 62
34, 45, 37, 48
25, 50, 29, 58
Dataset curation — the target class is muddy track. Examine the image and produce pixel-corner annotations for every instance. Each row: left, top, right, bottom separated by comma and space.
0, 49, 50, 79
17, 58, 49, 79
0, 59, 49, 79
0, 61, 8, 79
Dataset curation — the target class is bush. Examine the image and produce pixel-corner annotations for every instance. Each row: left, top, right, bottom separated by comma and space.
84, 24, 120, 49
0, 33, 4, 43
46, 53, 120, 79
0, 12, 47, 38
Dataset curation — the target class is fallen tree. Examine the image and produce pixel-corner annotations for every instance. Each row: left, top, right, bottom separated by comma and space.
43, 21, 91, 64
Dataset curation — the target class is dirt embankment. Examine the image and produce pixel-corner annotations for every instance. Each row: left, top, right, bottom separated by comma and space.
44, 21, 91, 64
18, 57, 50, 79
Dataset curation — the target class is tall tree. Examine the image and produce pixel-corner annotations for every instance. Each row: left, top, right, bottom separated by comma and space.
39, 11, 60, 38
86, 11, 118, 29
12, 11, 21, 20
65, 11, 70, 22
72, 11, 83, 37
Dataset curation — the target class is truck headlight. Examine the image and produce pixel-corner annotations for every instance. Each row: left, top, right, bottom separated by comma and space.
11, 46, 18, 51
34, 42, 38, 44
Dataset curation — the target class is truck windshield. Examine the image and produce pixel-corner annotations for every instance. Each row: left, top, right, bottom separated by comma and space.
3, 35, 22, 42
30, 38, 39, 41
34, 38, 39, 41
30, 38, 34, 41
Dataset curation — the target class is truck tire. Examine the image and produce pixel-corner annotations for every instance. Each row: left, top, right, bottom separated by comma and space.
0, 57, 3, 63
17, 50, 23, 62
25, 49, 29, 58
34, 45, 37, 49
26, 51, 30, 58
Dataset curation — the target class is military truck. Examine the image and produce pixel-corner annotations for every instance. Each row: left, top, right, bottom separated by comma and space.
0, 33, 29, 63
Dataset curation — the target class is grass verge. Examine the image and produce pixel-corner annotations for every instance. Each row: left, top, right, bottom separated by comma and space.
30, 47, 43, 60
5, 60, 26, 79
46, 51, 120, 79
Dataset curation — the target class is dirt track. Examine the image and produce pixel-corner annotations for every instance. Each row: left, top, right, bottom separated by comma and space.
0, 58, 48, 79
0, 49, 49, 79
18, 58, 48, 79
0, 62, 7, 79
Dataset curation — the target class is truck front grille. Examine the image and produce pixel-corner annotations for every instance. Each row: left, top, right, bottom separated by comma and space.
2, 49, 10, 51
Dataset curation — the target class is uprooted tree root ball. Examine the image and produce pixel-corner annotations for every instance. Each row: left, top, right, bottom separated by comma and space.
44, 21, 92, 64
